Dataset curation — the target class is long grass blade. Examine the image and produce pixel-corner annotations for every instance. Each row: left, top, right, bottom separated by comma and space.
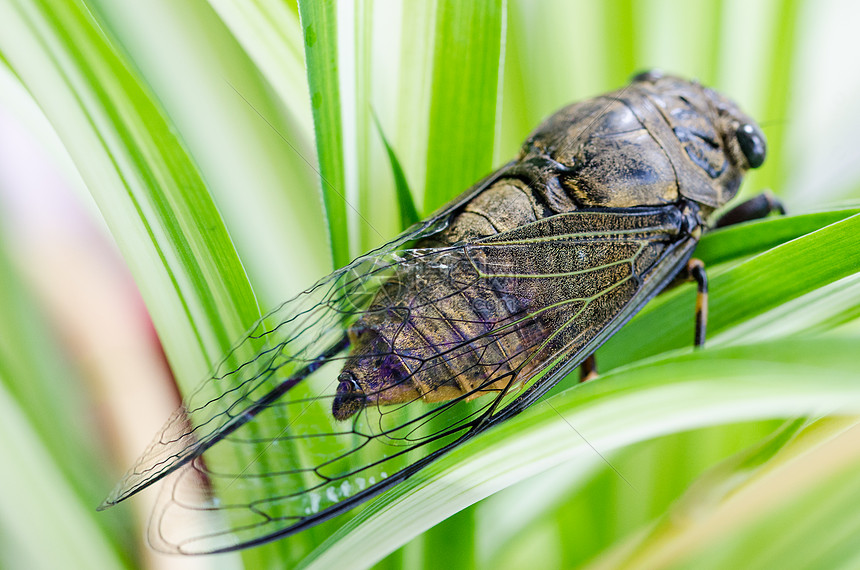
423, 0, 506, 212
301, 337, 860, 569
0, 0, 261, 386
599, 212, 860, 370
299, 0, 351, 268
372, 110, 420, 230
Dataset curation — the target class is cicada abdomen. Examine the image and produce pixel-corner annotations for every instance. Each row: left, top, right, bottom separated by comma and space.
333, 179, 549, 419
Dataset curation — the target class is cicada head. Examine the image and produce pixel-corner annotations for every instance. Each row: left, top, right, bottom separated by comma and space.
519, 70, 765, 215
630, 70, 767, 212
333, 330, 419, 421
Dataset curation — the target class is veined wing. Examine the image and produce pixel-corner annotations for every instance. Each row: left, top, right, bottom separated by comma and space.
99, 214, 454, 508
100, 166, 518, 509
111, 204, 697, 554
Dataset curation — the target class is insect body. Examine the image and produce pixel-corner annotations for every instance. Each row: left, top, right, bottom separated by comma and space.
333, 71, 764, 419
101, 72, 766, 554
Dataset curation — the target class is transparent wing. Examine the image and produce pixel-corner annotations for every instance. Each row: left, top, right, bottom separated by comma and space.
101, 214, 454, 507
107, 205, 695, 554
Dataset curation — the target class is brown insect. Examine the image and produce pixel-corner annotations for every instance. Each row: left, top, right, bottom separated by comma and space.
100, 71, 774, 554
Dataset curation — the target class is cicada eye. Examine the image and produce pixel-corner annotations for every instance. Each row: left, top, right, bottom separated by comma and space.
336, 371, 360, 394
736, 123, 766, 169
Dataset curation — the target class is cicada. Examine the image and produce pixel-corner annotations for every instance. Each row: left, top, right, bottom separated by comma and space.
100, 72, 772, 554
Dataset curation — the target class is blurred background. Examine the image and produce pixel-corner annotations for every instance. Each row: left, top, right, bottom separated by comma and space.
1, 0, 860, 568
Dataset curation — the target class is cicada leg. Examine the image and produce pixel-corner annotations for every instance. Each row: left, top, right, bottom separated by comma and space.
686, 258, 708, 348
579, 354, 599, 383
713, 190, 785, 228
692, 191, 785, 347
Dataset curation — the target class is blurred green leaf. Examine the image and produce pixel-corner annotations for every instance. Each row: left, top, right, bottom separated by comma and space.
207, 0, 312, 134
87, 0, 329, 308
0, 383, 131, 569
0, 237, 133, 569
588, 415, 860, 569
299, 0, 351, 268
0, 0, 261, 388
423, 0, 505, 212
372, 111, 420, 230
602, 0, 638, 87
482, 418, 784, 569
1, 1, 269, 566
750, 0, 801, 197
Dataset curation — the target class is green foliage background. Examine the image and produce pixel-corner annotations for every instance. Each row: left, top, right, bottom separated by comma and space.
1, 0, 860, 568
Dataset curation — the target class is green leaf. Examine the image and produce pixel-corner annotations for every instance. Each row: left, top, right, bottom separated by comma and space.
598, 212, 860, 371
695, 206, 860, 266
299, 0, 351, 268
602, 0, 638, 87
745, 0, 801, 198
1, 0, 266, 564
301, 337, 860, 569
588, 416, 860, 569
633, 0, 725, 86
206, 0, 312, 134
534, 419, 786, 569
423, 0, 506, 212
0, 383, 130, 569
0, 0, 261, 388
87, 0, 329, 308
0, 233, 132, 568
372, 110, 420, 230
